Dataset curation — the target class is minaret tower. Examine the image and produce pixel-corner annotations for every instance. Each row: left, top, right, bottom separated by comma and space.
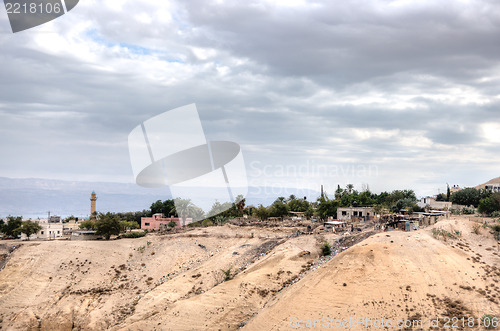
90, 191, 97, 219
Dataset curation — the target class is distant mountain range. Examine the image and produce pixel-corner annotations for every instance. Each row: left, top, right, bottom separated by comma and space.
0, 177, 320, 219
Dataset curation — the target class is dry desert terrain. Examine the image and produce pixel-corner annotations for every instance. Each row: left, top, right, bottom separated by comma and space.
0, 216, 499, 330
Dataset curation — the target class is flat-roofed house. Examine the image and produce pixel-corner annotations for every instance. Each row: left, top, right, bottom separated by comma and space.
337, 207, 375, 221
141, 213, 193, 230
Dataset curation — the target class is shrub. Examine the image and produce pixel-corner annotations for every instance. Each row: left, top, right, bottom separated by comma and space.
472, 223, 481, 235
121, 231, 147, 239
201, 219, 214, 227
221, 267, 233, 281
188, 221, 203, 227
432, 228, 458, 241
462, 208, 475, 215
321, 241, 331, 256
491, 224, 500, 241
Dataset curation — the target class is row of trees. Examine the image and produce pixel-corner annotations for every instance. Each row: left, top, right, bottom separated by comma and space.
0, 216, 42, 240
450, 188, 492, 207
448, 187, 500, 216
78, 212, 141, 239
478, 192, 500, 216
251, 186, 420, 222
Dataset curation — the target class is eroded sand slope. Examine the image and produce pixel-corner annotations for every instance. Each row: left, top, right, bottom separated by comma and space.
244, 218, 500, 330
0, 217, 498, 330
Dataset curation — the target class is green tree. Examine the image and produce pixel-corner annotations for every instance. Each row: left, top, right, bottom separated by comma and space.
150, 199, 177, 217
119, 220, 139, 232
2, 216, 22, 237
386, 190, 416, 206
305, 205, 314, 218
316, 196, 339, 221
235, 195, 246, 216
207, 200, 233, 218
478, 193, 500, 215
269, 198, 289, 219
95, 212, 121, 240
393, 198, 417, 212
288, 198, 309, 212
253, 204, 270, 221
17, 220, 42, 240
335, 185, 344, 199
168, 221, 177, 228
64, 215, 76, 223
174, 198, 195, 226
435, 193, 447, 202
79, 220, 96, 230
451, 188, 489, 207
346, 184, 354, 194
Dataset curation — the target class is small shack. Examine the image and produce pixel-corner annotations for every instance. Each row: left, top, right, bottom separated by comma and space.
324, 221, 346, 232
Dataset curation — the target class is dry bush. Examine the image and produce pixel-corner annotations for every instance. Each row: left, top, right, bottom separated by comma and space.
212, 270, 225, 285
472, 223, 482, 235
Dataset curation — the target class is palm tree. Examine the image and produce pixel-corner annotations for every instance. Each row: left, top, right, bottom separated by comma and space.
174, 198, 194, 227
346, 184, 354, 195
335, 185, 343, 199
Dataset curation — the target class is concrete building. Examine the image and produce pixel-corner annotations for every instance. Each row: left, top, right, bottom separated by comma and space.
450, 185, 462, 194
21, 221, 64, 240
485, 183, 500, 192
141, 213, 193, 230
38, 222, 64, 239
417, 197, 452, 210
337, 207, 375, 221
48, 215, 61, 223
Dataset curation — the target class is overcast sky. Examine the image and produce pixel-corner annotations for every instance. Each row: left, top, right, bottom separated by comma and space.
1, 0, 500, 198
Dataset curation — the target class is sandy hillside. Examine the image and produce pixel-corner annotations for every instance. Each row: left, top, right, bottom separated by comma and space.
0, 224, 342, 330
244, 217, 500, 330
0, 217, 498, 330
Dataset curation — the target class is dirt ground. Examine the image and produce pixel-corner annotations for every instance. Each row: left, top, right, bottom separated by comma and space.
0, 216, 498, 330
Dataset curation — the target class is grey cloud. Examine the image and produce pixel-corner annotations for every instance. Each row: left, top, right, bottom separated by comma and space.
0, 0, 499, 198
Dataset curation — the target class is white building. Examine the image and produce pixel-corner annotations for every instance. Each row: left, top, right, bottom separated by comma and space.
485, 184, 500, 192
21, 221, 64, 240
337, 207, 375, 221
417, 197, 452, 210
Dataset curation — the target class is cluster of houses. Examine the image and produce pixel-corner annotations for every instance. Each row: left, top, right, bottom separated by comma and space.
18, 216, 100, 241
322, 196, 466, 233
6, 185, 486, 240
